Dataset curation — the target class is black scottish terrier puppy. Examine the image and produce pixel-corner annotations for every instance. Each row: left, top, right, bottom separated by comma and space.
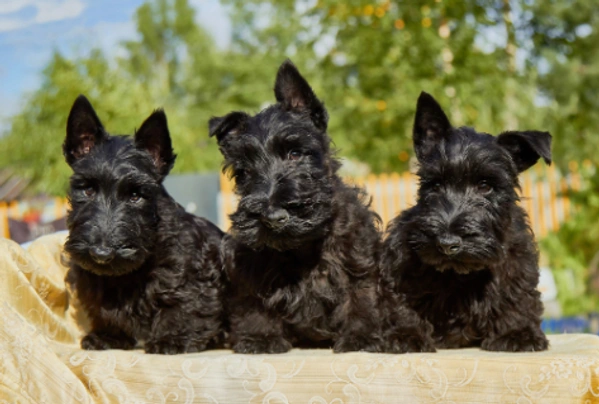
63, 95, 224, 354
210, 60, 434, 354
381, 92, 551, 352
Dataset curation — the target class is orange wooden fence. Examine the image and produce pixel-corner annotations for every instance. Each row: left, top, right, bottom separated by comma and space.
218, 165, 581, 238
0, 198, 69, 239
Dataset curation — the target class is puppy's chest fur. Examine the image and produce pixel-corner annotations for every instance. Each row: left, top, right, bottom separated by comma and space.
67, 265, 159, 340
229, 242, 346, 336
67, 203, 224, 342
399, 265, 499, 345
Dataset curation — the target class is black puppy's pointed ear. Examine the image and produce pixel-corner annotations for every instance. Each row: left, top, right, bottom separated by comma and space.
497, 130, 552, 172
413, 92, 452, 161
63, 95, 107, 165
274, 59, 328, 130
208, 111, 250, 144
134, 109, 176, 176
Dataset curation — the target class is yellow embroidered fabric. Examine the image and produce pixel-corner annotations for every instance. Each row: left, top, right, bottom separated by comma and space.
1, 234, 598, 404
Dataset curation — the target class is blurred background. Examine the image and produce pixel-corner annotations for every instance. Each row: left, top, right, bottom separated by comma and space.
0, 0, 597, 332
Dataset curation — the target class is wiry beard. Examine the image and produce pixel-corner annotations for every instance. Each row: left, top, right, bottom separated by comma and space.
230, 202, 332, 252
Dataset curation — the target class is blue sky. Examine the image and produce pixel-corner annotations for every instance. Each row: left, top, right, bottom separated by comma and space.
0, 0, 231, 128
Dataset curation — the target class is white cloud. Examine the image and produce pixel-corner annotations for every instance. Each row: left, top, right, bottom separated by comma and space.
35, 0, 85, 23
0, 0, 85, 32
0, 1, 32, 14
0, 18, 24, 32
85, 20, 137, 60
188, 0, 231, 49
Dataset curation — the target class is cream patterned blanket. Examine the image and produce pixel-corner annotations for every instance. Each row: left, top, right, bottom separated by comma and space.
1, 234, 598, 403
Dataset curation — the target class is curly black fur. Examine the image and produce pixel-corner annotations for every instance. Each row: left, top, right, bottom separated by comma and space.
63, 95, 225, 354
381, 92, 551, 352
210, 60, 434, 354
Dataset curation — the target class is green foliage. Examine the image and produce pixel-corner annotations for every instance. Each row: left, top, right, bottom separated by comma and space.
2, 0, 555, 194
523, 0, 599, 314
540, 166, 599, 315
524, 0, 599, 170
222, 0, 546, 171
0, 50, 161, 196
0, 0, 264, 196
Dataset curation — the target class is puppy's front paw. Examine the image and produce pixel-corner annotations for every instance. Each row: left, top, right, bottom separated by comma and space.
334, 335, 384, 353
233, 337, 292, 354
482, 328, 548, 352
81, 331, 136, 351
385, 331, 436, 353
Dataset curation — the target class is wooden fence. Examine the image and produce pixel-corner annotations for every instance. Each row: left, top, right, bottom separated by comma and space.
0, 198, 69, 239
218, 165, 581, 238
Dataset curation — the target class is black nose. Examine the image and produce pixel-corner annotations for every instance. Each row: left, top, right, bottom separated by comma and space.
262, 209, 290, 229
437, 235, 462, 256
90, 246, 116, 264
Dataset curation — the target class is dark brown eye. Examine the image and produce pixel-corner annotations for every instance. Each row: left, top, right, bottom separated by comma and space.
288, 150, 302, 161
83, 187, 95, 198
130, 192, 142, 203
477, 181, 492, 195
432, 182, 442, 191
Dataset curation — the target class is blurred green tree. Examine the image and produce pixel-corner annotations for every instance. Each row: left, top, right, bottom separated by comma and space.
0, 0, 229, 195
222, 0, 547, 172
1, 0, 555, 194
0, 50, 158, 195
525, 0, 599, 166
524, 0, 599, 314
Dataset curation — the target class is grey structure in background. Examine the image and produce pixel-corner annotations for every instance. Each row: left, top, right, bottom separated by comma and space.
163, 172, 221, 228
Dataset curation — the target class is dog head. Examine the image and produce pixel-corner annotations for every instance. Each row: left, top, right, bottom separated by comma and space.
404, 92, 551, 274
63, 95, 176, 275
210, 60, 339, 251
